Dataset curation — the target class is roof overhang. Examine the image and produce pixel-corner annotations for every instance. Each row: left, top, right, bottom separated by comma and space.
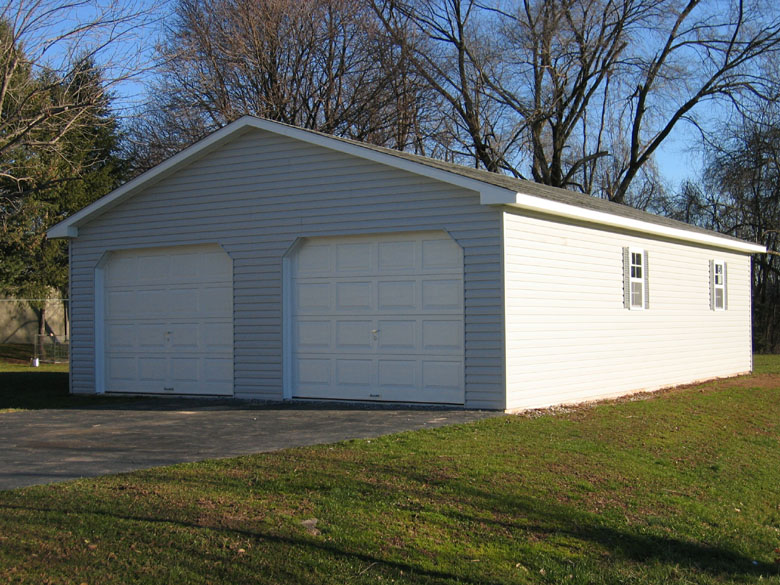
47, 116, 508, 239
481, 190, 766, 254
47, 115, 767, 255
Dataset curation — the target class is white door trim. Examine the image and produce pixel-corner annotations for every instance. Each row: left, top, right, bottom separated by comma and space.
281, 238, 302, 401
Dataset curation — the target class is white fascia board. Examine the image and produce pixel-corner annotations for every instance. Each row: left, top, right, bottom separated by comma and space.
506, 192, 766, 254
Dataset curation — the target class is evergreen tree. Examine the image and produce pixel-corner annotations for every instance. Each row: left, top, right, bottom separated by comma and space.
0, 43, 125, 341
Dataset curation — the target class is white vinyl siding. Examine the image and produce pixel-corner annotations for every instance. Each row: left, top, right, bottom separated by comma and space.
68, 128, 504, 408
503, 209, 752, 411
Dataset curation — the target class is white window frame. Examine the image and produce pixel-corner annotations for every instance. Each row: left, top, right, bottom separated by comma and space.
712, 260, 726, 311
628, 247, 646, 310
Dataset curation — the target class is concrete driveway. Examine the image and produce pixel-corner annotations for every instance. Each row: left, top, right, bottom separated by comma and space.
0, 399, 498, 491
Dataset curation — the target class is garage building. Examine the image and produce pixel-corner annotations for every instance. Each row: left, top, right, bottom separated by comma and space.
48, 116, 765, 411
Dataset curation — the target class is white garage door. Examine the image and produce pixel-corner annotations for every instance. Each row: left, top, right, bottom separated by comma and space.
291, 231, 464, 404
103, 244, 233, 395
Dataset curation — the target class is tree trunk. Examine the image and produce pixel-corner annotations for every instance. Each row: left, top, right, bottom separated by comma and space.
37, 306, 46, 360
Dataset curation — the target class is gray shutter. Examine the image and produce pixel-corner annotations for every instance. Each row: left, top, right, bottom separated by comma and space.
724, 262, 728, 310
643, 250, 650, 309
622, 247, 630, 309
709, 259, 715, 311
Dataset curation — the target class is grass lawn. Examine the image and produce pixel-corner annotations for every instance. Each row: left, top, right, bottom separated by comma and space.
0, 343, 37, 362
0, 360, 779, 583
0, 361, 138, 412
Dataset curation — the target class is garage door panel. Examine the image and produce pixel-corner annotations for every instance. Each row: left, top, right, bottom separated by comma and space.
378, 281, 416, 310
336, 359, 373, 386
335, 242, 372, 272
378, 360, 417, 389
136, 324, 166, 349
291, 232, 464, 404
422, 279, 462, 311
106, 256, 138, 283
168, 289, 200, 314
170, 324, 200, 349
104, 244, 233, 396
295, 320, 331, 349
335, 282, 373, 311
106, 290, 136, 316
376, 320, 416, 351
107, 356, 136, 381
139, 357, 167, 382
170, 253, 201, 279
335, 320, 373, 351
107, 324, 135, 348
296, 283, 331, 312
378, 241, 416, 272
296, 358, 331, 385
139, 255, 170, 281
171, 358, 199, 382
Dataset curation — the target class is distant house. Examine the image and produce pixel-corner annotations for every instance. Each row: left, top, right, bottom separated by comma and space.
48, 116, 764, 410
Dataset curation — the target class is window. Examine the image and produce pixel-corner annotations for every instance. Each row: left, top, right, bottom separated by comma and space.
630, 251, 644, 309
623, 247, 649, 310
710, 260, 727, 310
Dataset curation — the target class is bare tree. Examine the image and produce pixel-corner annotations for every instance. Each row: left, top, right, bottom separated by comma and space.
0, 0, 155, 195
373, 0, 780, 204
127, 0, 435, 171
612, 0, 780, 203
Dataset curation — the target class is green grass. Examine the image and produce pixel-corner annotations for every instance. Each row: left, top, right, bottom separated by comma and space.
753, 353, 780, 374
1, 361, 779, 584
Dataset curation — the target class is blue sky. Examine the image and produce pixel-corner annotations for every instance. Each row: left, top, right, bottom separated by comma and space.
22, 0, 704, 191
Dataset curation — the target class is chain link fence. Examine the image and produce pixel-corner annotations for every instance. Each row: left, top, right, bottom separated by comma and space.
33, 334, 70, 363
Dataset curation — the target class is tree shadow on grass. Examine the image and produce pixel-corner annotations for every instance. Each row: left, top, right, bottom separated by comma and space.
0, 500, 504, 585
2, 495, 776, 584
128, 447, 779, 583
0, 371, 135, 411
5, 460, 775, 585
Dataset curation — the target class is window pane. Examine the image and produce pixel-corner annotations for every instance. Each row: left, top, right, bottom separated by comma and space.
715, 288, 724, 309
630, 252, 642, 279
631, 282, 643, 307
715, 264, 723, 285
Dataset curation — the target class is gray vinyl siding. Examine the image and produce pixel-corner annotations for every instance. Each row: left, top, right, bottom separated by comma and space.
503, 209, 753, 410
69, 128, 505, 409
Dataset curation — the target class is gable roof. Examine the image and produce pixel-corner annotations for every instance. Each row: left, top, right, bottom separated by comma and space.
47, 115, 765, 254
